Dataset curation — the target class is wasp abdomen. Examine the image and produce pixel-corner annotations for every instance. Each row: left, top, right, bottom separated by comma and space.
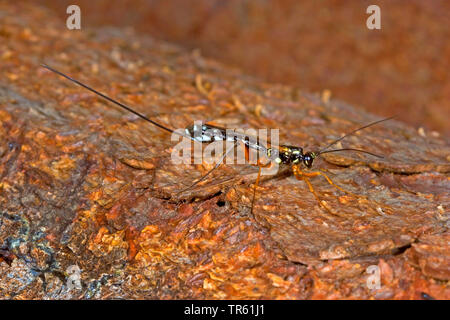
185, 124, 228, 143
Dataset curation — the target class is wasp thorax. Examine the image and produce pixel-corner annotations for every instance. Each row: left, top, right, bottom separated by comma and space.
270, 145, 304, 165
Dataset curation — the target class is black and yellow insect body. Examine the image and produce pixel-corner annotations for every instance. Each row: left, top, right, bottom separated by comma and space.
270, 145, 316, 168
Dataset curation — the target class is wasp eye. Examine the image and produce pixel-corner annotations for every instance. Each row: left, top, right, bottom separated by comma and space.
304, 158, 312, 168
303, 152, 315, 168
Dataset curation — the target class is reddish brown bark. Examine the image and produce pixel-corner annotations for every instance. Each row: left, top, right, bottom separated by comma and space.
0, 2, 448, 299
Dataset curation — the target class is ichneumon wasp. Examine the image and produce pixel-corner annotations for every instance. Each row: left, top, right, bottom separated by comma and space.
41, 64, 392, 215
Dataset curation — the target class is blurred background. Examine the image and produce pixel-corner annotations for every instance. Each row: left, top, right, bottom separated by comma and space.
28, 0, 449, 137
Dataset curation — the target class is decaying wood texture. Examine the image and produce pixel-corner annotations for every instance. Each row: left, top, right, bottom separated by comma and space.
0, 3, 449, 299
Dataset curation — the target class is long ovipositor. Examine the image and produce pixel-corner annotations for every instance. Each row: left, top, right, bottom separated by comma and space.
42, 64, 201, 142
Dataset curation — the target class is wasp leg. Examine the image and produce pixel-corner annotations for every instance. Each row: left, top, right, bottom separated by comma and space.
250, 161, 273, 215
250, 165, 262, 216
292, 165, 339, 214
304, 169, 373, 204
301, 169, 355, 195
248, 143, 272, 216
177, 142, 236, 194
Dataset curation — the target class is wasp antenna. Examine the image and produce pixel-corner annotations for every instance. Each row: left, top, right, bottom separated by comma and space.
318, 148, 384, 158
318, 116, 394, 154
